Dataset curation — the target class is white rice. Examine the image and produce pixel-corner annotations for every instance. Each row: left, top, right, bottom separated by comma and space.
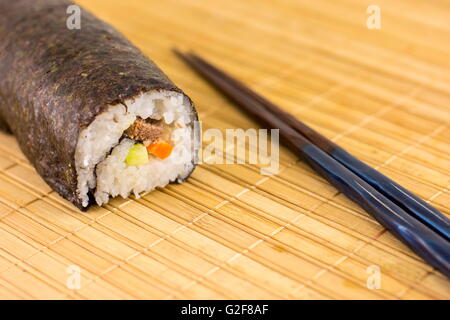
75, 90, 195, 207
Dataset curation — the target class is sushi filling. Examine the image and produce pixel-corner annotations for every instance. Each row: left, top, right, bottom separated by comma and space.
75, 91, 195, 207
123, 117, 175, 164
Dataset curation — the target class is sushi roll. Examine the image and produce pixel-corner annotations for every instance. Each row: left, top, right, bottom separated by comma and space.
0, 0, 199, 210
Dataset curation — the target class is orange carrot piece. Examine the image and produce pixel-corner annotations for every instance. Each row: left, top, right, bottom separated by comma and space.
147, 141, 173, 159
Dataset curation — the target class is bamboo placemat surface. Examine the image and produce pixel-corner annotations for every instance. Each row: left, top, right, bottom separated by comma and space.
0, 0, 449, 299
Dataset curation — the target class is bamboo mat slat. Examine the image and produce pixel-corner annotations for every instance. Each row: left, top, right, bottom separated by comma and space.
0, 0, 449, 299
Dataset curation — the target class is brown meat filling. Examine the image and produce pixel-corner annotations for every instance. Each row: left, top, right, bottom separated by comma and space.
125, 118, 164, 143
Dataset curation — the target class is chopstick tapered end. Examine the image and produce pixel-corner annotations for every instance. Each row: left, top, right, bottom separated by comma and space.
172, 48, 187, 59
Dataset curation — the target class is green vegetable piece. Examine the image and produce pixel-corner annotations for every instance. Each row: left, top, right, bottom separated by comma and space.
125, 143, 149, 166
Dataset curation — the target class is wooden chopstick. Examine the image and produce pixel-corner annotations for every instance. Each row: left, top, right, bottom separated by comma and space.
174, 49, 450, 278
185, 51, 450, 242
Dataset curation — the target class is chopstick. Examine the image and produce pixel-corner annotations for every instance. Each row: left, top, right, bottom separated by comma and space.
184, 51, 450, 242
174, 49, 450, 277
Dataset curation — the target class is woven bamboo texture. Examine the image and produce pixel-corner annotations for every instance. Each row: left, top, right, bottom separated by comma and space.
0, 0, 449, 299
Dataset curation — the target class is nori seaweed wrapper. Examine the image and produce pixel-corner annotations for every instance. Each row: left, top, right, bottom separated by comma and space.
0, 0, 198, 210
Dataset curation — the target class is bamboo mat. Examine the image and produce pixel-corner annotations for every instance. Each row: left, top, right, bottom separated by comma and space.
0, 0, 449, 300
